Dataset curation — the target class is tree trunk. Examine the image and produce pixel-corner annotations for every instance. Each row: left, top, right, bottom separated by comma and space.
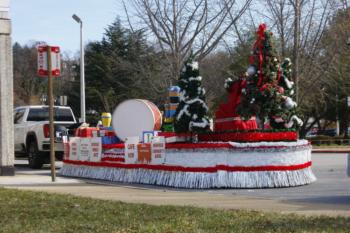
292, 0, 301, 104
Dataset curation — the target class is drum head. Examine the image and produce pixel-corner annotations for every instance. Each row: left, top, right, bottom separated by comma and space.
112, 99, 161, 141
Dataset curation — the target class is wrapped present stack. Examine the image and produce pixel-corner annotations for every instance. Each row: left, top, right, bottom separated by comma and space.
163, 86, 180, 132
74, 113, 121, 145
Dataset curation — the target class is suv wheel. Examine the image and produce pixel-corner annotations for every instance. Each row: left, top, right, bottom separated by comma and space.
27, 140, 44, 169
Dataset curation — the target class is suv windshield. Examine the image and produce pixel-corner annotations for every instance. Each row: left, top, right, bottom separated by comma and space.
27, 107, 74, 122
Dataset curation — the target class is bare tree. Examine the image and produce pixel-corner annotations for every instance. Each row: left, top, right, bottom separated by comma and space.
289, 0, 303, 102
258, 0, 293, 57
259, 0, 336, 92
125, 0, 252, 82
13, 42, 46, 105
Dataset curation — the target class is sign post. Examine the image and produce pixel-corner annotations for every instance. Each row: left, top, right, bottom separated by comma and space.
47, 46, 56, 182
37, 45, 61, 182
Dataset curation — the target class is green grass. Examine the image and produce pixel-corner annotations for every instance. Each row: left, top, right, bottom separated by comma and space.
0, 188, 349, 233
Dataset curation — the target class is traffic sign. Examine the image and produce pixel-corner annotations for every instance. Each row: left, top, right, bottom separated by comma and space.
37, 45, 61, 77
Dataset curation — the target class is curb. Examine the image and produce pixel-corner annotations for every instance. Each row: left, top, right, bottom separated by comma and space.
312, 150, 350, 153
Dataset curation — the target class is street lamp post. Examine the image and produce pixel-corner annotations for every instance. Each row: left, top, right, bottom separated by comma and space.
72, 14, 85, 123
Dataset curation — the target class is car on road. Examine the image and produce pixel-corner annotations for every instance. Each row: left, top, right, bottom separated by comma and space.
13, 105, 77, 169
316, 129, 337, 137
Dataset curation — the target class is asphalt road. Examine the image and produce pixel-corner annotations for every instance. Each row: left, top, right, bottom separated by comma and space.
11, 153, 350, 216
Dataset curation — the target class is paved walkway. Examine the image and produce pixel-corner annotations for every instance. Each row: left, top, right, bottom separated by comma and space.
312, 147, 350, 153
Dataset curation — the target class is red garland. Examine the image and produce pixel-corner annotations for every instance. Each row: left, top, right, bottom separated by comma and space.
158, 132, 192, 138
198, 131, 297, 142
166, 143, 231, 149
63, 159, 312, 173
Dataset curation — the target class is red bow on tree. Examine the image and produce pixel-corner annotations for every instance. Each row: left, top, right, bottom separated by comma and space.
249, 23, 267, 86
257, 23, 267, 40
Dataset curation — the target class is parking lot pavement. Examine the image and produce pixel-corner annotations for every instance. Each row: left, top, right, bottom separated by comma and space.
1, 154, 349, 217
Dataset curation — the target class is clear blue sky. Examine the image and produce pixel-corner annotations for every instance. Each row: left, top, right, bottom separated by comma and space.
10, 0, 124, 56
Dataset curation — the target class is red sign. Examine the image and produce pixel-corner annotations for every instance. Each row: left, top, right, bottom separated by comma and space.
137, 143, 152, 163
37, 46, 61, 77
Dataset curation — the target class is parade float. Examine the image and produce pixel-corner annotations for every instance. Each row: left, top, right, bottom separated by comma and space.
61, 24, 316, 188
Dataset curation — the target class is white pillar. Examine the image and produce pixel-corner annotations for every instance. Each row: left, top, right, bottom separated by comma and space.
0, 0, 14, 175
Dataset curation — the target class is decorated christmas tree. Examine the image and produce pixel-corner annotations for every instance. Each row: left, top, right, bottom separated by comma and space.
174, 55, 210, 133
237, 24, 303, 129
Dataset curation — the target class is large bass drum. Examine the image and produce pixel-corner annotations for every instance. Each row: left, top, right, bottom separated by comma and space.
112, 99, 162, 141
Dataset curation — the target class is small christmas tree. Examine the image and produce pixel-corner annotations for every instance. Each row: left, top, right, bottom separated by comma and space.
174, 55, 210, 133
237, 24, 303, 129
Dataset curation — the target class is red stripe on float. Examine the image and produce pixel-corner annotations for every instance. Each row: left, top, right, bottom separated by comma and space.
101, 157, 125, 162
63, 160, 312, 173
103, 143, 124, 149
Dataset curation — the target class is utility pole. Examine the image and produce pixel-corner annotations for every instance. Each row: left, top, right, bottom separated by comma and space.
47, 46, 56, 182
0, 0, 14, 176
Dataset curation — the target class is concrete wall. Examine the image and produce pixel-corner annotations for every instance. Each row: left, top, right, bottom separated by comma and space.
0, 4, 15, 176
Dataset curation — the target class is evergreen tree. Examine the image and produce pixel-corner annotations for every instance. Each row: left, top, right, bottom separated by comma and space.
174, 55, 210, 133
237, 24, 302, 129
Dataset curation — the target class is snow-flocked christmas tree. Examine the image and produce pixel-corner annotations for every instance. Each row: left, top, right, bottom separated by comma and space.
174, 55, 210, 133
237, 24, 303, 129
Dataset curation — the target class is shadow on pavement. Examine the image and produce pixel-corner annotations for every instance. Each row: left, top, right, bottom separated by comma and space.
287, 196, 350, 210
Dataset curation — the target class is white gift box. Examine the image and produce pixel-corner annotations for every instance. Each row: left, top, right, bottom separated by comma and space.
69, 137, 80, 161
79, 138, 91, 161
90, 137, 102, 162
151, 136, 165, 164
124, 137, 139, 164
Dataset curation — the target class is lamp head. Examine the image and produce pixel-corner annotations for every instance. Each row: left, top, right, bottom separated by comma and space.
72, 14, 81, 23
